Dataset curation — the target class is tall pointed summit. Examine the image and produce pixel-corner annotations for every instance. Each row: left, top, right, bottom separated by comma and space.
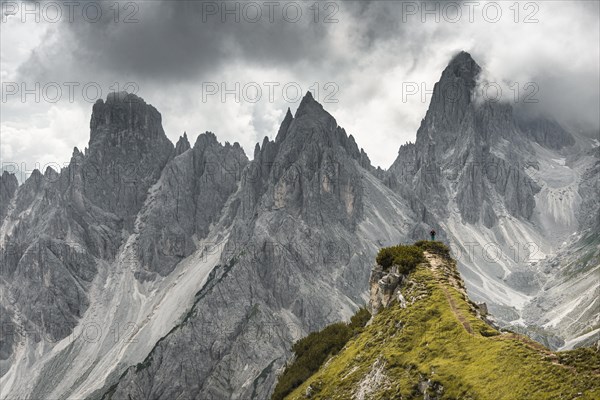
416, 50, 482, 147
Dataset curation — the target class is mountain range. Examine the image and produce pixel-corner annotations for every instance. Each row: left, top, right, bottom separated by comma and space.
0, 51, 598, 399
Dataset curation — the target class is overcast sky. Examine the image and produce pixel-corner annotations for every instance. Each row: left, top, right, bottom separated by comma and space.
1, 0, 599, 180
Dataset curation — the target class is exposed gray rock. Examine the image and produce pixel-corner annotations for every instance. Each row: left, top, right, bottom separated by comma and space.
576, 155, 600, 231
0, 303, 16, 376
504, 269, 542, 295
84, 91, 174, 229
0, 171, 18, 220
386, 51, 542, 228
368, 265, 403, 315
418, 375, 444, 400
0, 93, 175, 377
175, 132, 191, 155
521, 151, 600, 347
136, 132, 248, 277
0, 170, 102, 368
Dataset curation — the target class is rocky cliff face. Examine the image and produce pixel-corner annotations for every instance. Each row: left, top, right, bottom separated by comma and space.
0, 93, 179, 398
135, 131, 248, 279
85, 92, 174, 228
522, 153, 600, 349
368, 265, 404, 315
0, 172, 18, 221
0, 165, 100, 354
516, 113, 576, 150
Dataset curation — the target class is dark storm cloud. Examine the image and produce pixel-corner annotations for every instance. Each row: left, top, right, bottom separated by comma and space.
16, 0, 341, 82
9, 1, 600, 128
517, 71, 600, 136
14, 0, 447, 85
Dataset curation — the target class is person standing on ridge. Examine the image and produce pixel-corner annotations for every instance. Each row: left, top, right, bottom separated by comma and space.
430, 229, 436, 241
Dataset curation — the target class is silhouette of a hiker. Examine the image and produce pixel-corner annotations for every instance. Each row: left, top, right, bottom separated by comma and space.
430, 229, 436, 241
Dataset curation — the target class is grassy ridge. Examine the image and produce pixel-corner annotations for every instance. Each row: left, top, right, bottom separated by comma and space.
279, 244, 599, 399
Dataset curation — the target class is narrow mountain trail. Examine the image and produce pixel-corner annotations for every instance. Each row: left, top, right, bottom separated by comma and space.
424, 252, 473, 334
440, 285, 473, 334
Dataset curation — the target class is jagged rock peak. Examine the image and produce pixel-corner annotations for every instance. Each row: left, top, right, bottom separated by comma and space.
21, 168, 44, 187
398, 142, 414, 152
69, 148, 85, 168
284, 107, 293, 119
175, 132, 191, 155
91, 91, 148, 113
280, 91, 339, 147
265, 92, 373, 169
449, 50, 476, 65
44, 166, 58, 179
193, 132, 244, 154
444, 50, 481, 79
253, 142, 261, 159
414, 50, 482, 140
1, 170, 17, 181
0, 170, 19, 195
434, 50, 481, 102
193, 131, 220, 150
105, 90, 144, 104
261, 135, 270, 148
275, 107, 294, 142
90, 91, 165, 138
294, 91, 332, 120
226, 141, 243, 151
0, 171, 19, 220
84, 93, 174, 222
